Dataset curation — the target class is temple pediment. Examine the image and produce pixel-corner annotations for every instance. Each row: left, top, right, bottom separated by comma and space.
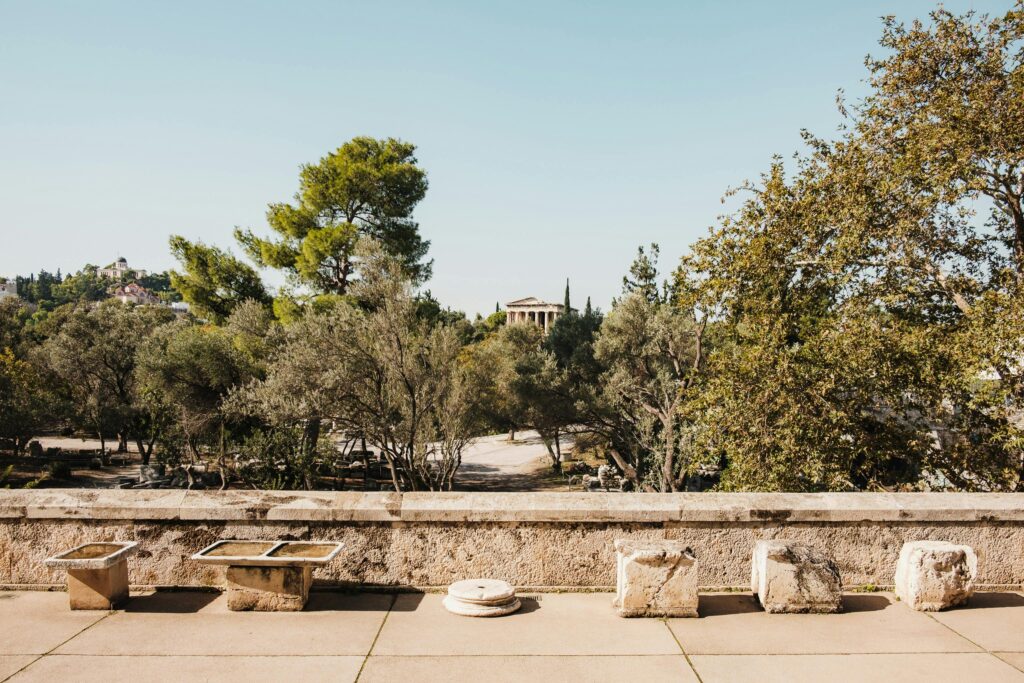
506, 296, 558, 307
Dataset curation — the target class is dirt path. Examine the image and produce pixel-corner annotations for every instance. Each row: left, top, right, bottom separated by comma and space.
30, 432, 578, 492
456, 432, 574, 491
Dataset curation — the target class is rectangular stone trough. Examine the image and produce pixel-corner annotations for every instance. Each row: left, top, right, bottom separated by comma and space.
45, 541, 138, 610
191, 540, 344, 611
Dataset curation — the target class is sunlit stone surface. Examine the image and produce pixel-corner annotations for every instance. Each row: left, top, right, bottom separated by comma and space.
895, 541, 977, 611
751, 540, 842, 614
614, 539, 698, 617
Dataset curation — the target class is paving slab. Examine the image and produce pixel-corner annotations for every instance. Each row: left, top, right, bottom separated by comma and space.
689, 653, 1024, 683
360, 655, 698, 682
372, 593, 681, 656
998, 652, 1024, 673
52, 591, 391, 657
0, 656, 38, 680
928, 592, 1024, 652
8, 655, 364, 683
669, 593, 980, 655
0, 593, 106, 655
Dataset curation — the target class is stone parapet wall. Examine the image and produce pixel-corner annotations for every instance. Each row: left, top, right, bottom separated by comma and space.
1, 490, 1021, 590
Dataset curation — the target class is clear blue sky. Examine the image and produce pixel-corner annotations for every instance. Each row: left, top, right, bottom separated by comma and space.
0, 0, 1008, 316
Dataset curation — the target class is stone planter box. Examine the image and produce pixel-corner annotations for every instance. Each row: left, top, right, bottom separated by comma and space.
192, 540, 344, 611
44, 541, 138, 609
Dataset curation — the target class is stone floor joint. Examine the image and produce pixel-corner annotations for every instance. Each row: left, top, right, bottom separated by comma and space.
355, 592, 396, 682
663, 618, 705, 682
2, 609, 113, 681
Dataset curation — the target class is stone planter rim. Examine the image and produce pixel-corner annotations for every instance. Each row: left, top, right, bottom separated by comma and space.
191, 539, 345, 567
44, 541, 138, 570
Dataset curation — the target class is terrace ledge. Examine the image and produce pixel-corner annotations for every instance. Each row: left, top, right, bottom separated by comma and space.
0, 490, 1021, 524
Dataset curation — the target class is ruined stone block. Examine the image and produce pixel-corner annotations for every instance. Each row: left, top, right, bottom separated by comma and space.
894, 541, 976, 611
751, 540, 842, 614
225, 565, 312, 611
614, 539, 698, 617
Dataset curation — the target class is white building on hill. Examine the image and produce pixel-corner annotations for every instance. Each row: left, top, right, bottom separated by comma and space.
98, 257, 147, 280
0, 281, 18, 301
112, 282, 159, 305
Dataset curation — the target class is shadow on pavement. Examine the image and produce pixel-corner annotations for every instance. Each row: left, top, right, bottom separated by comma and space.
956, 592, 1024, 610
124, 589, 219, 613
696, 592, 892, 616
840, 594, 892, 612
496, 596, 541, 615
307, 591, 423, 612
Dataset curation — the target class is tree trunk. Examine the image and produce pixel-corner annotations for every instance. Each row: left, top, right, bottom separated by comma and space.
135, 437, 150, 466
553, 430, 562, 473
662, 414, 674, 493
507, 428, 516, 442
609, 447, 652, 491
302, 419, 321, 458
383, 452, 403, 493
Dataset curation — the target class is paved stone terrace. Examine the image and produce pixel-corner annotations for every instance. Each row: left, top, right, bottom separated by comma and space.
0, 589, 1022, 682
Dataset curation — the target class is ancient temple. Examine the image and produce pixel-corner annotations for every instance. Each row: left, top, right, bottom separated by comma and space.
505, 297, 569, 334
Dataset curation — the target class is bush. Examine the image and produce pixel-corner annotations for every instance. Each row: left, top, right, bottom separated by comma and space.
45, 460, 72, 479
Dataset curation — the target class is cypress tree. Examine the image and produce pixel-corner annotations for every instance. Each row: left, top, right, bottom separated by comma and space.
563, 278, 571, 313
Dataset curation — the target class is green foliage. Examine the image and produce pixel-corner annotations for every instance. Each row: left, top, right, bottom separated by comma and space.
44, 460, 72, 480
137, 271, 180, 302
0, 298, 33, 355
674, 4, 1024, 491
231, 428, 329, 490
168, 236, 270, 323
51, 268, 109, 304
233, 239, 474, 491
43, 301, 175, 463
138, 321, 262, 461
15, 270, 61, 304
0, 348, 52, 453
622, 243, 665, 304
545, 301, 602, 384
236, 137, 430, 295
593, 291, 705, 491
470, 310, 506, 342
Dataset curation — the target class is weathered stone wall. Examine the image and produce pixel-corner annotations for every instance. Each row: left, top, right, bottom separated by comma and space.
1, 490, 1021, 590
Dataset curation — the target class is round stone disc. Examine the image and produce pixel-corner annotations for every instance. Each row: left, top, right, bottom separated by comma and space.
447, 578, 516, 605
443, 595, 521, 617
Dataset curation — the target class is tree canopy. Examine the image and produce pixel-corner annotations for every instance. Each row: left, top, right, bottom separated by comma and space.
235, 137, 431, 297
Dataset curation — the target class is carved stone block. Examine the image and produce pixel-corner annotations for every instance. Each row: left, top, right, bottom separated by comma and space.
614, 539, 698, 617
894, 541, 976, 611
751, 540, 842, 614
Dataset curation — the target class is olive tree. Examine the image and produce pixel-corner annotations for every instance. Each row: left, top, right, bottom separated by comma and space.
234, 240, 475, 491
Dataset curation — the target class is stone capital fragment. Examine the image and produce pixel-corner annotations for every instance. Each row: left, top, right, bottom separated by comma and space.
894, 541, 976, 611
751, 540, 842, 614
614, 539, 699, 618
443, 578, 521, 617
